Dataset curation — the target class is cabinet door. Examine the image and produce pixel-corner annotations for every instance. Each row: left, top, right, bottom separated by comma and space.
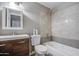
13, 44, 29, 56
0, 42, 13, 56
12, 38, 29, 56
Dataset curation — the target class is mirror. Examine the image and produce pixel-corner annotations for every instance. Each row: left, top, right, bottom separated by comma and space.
2, 7, 23, 30
10, 15, 21, 27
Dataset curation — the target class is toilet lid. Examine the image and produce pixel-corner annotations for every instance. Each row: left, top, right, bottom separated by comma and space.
35, 45, 47, 52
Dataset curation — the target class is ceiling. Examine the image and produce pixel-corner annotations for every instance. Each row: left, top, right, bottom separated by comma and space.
39, 2, 78, 10
0, 2, 78, 11
39, 2, 64, 9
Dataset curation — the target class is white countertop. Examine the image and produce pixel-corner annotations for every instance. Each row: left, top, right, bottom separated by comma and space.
0, 34, 29, 41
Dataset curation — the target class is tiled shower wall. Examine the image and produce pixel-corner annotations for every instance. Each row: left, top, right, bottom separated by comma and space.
51, 3, 79, 49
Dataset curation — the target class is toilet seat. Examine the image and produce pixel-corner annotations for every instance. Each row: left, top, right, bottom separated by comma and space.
35, 45, 47, 55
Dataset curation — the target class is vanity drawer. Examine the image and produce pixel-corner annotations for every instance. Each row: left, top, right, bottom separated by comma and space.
0, 38, 29, 56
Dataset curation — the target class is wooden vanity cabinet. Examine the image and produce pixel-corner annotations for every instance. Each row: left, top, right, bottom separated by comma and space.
0, 38, 29, 56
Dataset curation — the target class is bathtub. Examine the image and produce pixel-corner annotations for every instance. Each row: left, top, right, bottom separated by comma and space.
43, 41, 79, 56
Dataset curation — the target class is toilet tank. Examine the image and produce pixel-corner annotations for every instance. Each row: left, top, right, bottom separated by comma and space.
31, 35, 41, 46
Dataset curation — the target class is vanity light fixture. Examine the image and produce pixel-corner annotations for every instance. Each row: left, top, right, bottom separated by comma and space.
9, 2, 24, 10
18, 3, 24, 10
15, 2, 24, 10
9, 2, 18, 9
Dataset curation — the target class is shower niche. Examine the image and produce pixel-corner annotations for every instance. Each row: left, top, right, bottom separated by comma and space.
2, 7, 23, 30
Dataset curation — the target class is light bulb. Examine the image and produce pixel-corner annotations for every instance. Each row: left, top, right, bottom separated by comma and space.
19, 3, 24, 10
9, 2, 17, 9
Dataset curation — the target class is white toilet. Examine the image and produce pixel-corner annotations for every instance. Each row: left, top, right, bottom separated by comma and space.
31, 35, 47, 56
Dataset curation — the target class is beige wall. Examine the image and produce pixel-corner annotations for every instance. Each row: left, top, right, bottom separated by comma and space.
51, 3, 79, 40
51, 3, 79, 49
0, 2, 51, 42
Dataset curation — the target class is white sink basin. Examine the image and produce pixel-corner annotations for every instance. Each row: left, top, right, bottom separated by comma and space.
0, 34, 29, 41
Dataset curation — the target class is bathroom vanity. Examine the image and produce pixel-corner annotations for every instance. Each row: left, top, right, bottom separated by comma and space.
0, 7, 30, 56
0, 35, 29, 56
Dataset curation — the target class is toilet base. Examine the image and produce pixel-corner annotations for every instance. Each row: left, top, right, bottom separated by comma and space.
35, 45, 47, 56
